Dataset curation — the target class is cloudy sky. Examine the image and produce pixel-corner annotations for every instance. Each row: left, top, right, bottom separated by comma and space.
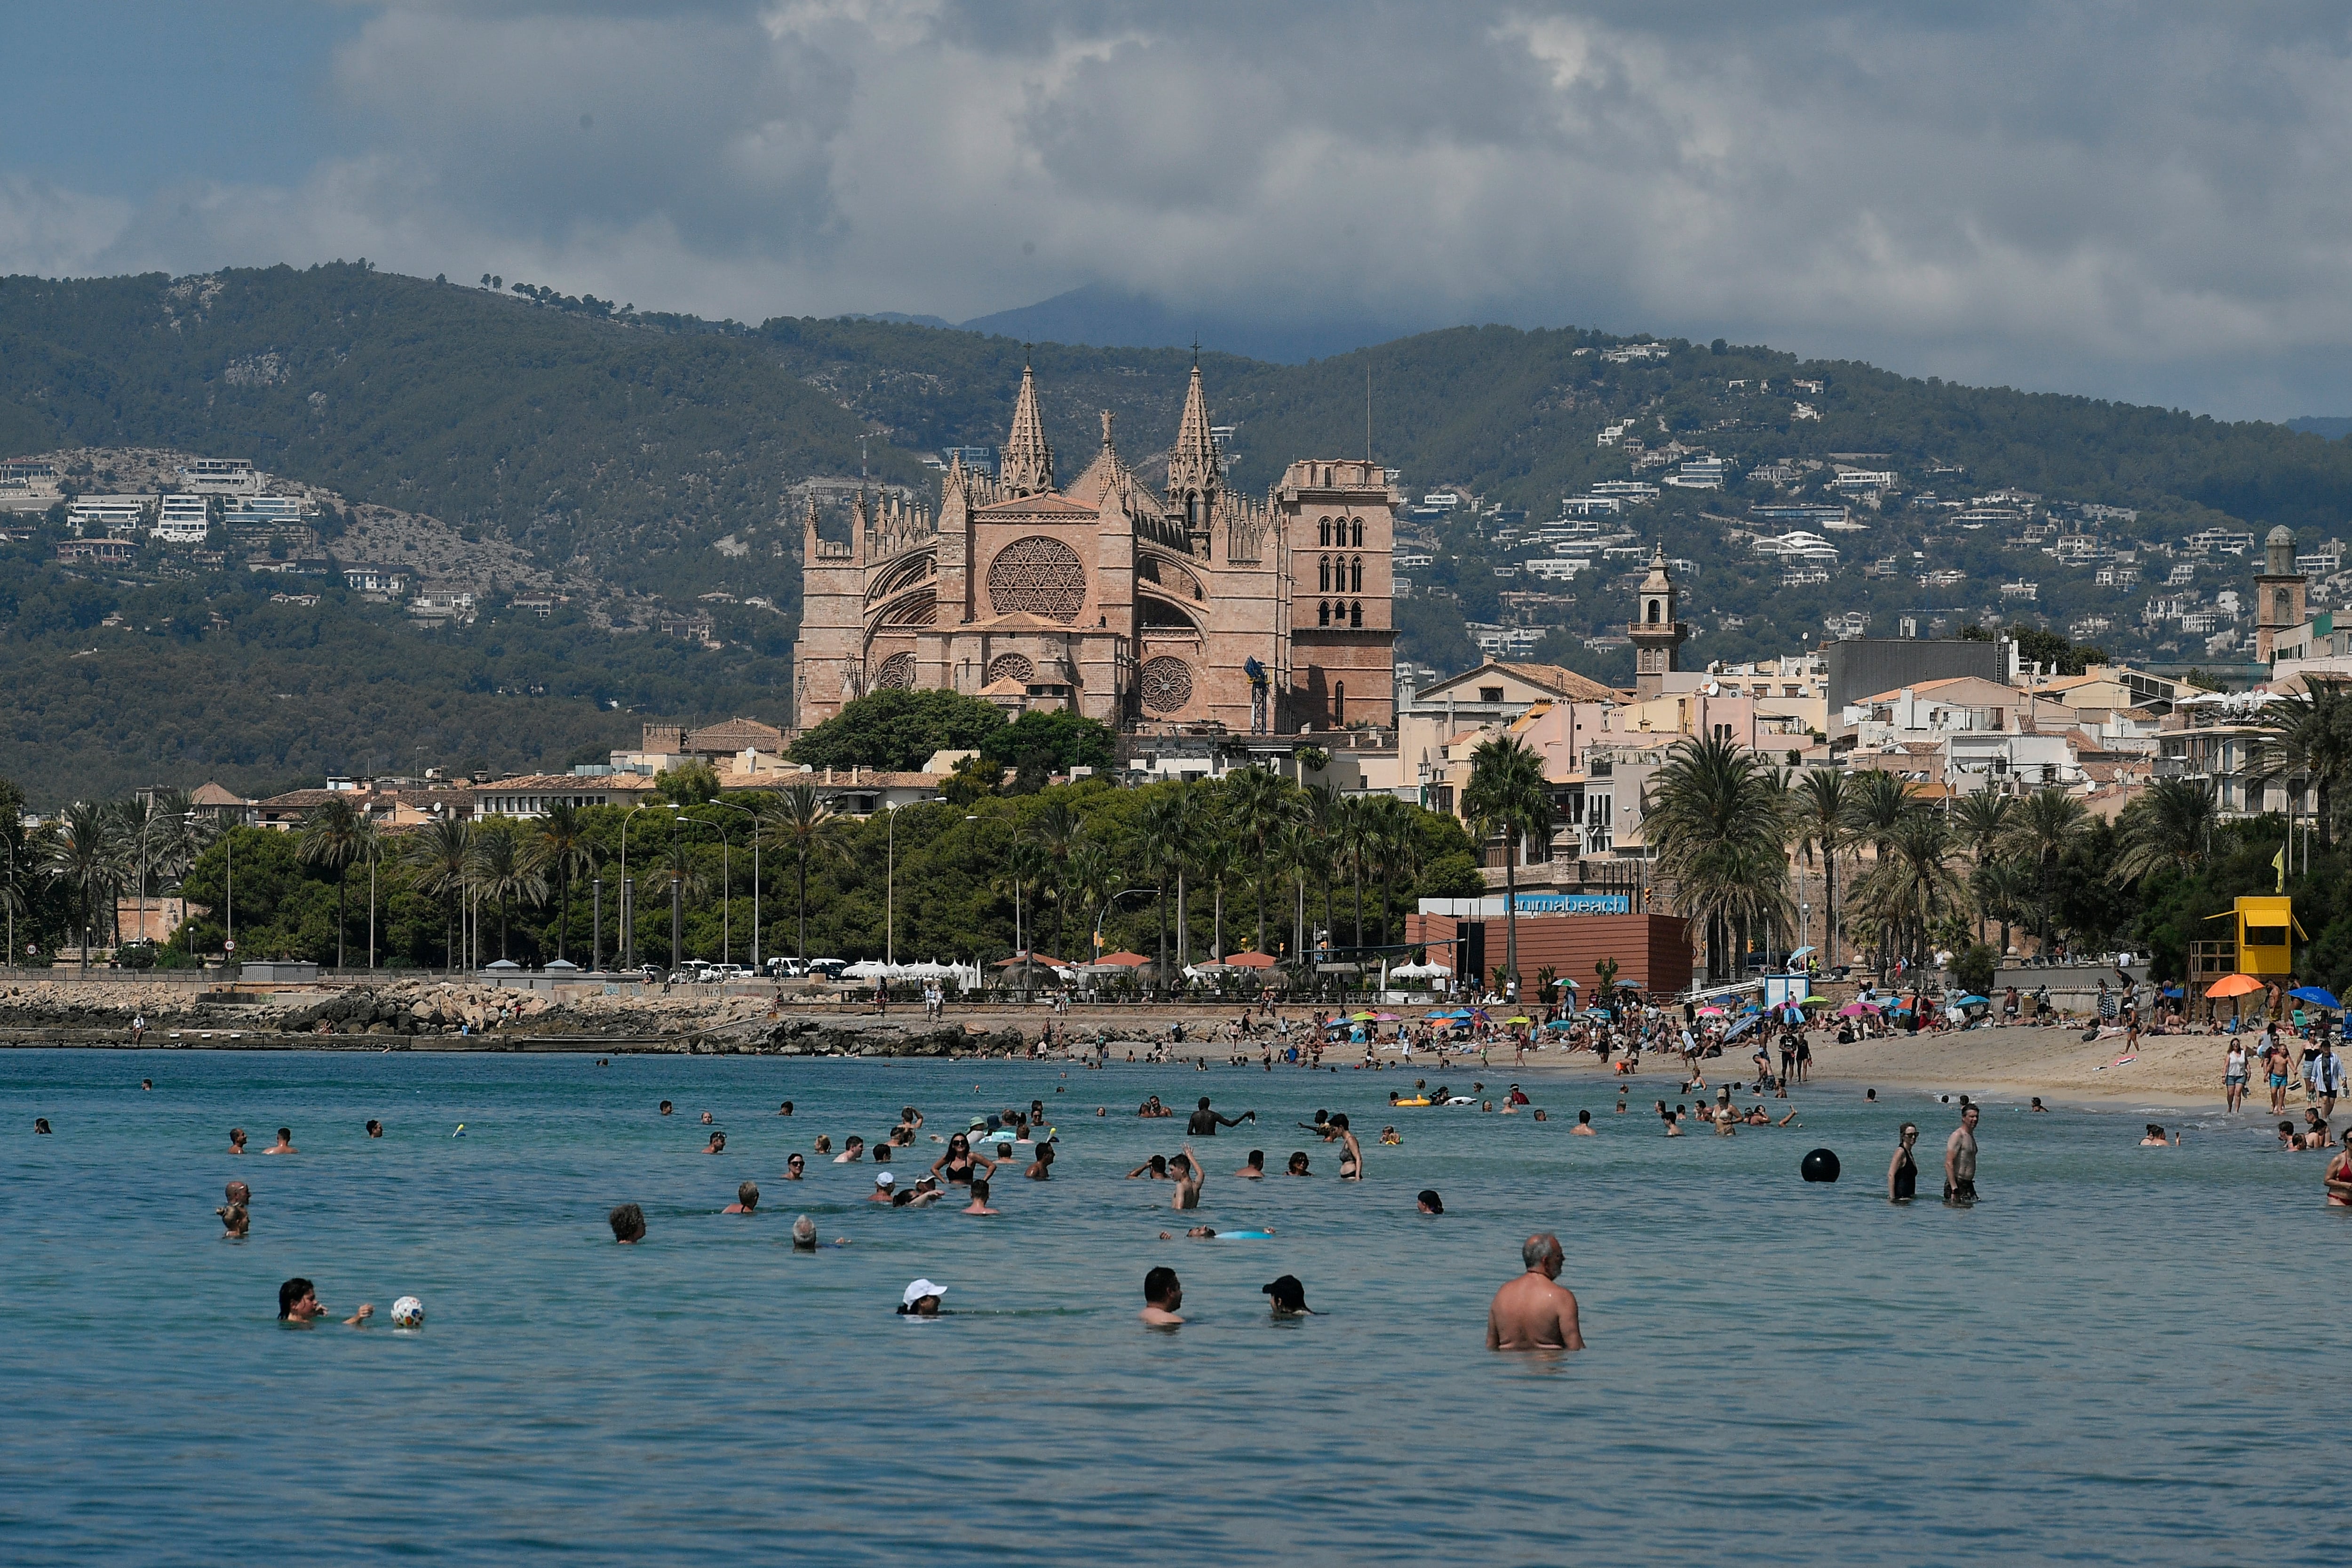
4, 1, 2350, 418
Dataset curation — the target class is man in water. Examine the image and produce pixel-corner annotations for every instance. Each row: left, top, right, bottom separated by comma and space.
1025, 1143, 1055, 1180
962, 1177, 999, 1216
279, 1278, 371, 1326
264, 1127, 297, 1155
723, 1181, 760, 1214
790, 1215, 823, 1250
1233, 1149, 1266, 1178
1187, 1097, 1255, 1136
1943, 1104, 1980, 1205
609, 1203, 647, 1243
1170, 1145, 1205, 1210
659, 1101, 674, 1116
1572, 1110, 1597, 1135
1417, 1189, 1444, 1215
1141, 1266, 1184, 1326
1486, 1234, 1584, 1351
869, 1172, 899, 1203
1887, 1123, 1919, 1202
834, 1136, 866, 1164
218, 1180, 251, 1237
365, 1120, 383, 1138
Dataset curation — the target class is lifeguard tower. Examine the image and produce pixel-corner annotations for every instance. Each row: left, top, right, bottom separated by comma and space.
2193, 894, 2304, 1019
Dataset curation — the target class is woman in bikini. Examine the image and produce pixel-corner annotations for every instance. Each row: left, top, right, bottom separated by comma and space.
2325, 1129, 2352, 1207
930, 1133, 996, 1187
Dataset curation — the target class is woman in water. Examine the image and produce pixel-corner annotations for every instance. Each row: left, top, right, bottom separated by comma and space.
930, 1132, 996, 1187
2325, 1129, 2352, 1206
1887, 1123, 1919, 1202
1286, 1150, 1313, 1176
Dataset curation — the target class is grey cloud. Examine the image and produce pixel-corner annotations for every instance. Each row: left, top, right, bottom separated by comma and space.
3, 1, 2350, 416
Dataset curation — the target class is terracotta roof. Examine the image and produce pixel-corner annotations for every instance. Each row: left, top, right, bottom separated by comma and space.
980, 676, 1029, 697
189, 781, 249, 806
475, 774, 657, 794
685, 717, 786, 752
1855, 675, 2016, 705
1491, 661, 1623, 703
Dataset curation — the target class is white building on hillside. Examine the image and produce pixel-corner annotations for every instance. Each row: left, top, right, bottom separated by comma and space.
154, 494, 210, 543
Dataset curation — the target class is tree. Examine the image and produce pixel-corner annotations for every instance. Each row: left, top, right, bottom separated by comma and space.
1462, 733, 1554, 995
1792, 768, 1853, 969
2251, 677, 2352, 848
532, 800, 600, 961
1136, 789, 1186, 987
1645, 735, 1793, 981
2109, 777, 2219, 888
1851, 809, 1966, 972
764, 784, 845, 963
1951, 790, 2014, 943
403, 818, 475, 968
787, 689, 1006, 772
1999, 787, 2090, 953
296, 796, 366, 969
44, 802, 117, 976
1334, 793, 1373, 952
655, 761, 722, 806
1222, 766, 1295, 957
469, 821, 548, 961
979, 709, 1116, 772
1033, 799, 1086, 963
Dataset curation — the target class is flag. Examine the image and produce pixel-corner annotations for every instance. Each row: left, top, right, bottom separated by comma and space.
2275, 843, 2287, 892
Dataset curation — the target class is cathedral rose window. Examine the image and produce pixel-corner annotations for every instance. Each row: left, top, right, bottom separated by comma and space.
1140, 656, 1194, 713
871, 652, 916, 689
986, 653, 1035, 685
986, 536, 1088, 621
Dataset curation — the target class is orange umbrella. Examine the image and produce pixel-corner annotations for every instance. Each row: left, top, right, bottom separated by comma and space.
1224, 952, 1279, 969
1097, 951, 1152, 967
2204, 973, 2265, 999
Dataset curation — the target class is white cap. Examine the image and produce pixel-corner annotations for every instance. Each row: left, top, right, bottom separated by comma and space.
874, 1170, 896, 1187
902, 1278, 946, 1306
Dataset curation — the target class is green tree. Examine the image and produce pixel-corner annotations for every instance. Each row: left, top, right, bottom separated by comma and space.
2109, 777, 2219, 888
979, 709, 1116, 772
403, 818, 475, 968
764, 784, 846, 963
1462, 733, 1555, 995
1792, 768, 1853, 969
1951, 790, 2014, 944
469, 821, 548, 961
787, 689, 1006, 772
296, 796, 367, 970
532, 800, 601, 962
1644, 734, 1791, 981
1223, 765, 1294, 957
44, 802, 117, 975
1998, 788, 2090, 953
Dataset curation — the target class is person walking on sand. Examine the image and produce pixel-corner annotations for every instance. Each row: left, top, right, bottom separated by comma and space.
1486, 1234, 1584, 1351
1943, 1104, 1980, 1206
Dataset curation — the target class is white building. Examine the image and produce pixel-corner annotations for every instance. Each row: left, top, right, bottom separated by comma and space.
223, 495, 310, 526
177, 459, 262, 495
154, 494, 210, 543
66, 494, 151, 534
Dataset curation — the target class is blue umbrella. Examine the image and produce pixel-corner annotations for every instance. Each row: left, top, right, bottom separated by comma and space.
2160, 986, 2184, 999
2289, 986, 2342, 1010
1955, 995, 1989, 1006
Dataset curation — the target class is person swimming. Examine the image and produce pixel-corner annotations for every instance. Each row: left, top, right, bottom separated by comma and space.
218, 1180, 251, 1237
723, 1181, 759, 1213
608, 1203, 647, 1244
898, 1279, 946, 1317
1262, 1274, 1315, 1315
1234, 1149, 1267, 1178
1888, 1123, 1919, 1202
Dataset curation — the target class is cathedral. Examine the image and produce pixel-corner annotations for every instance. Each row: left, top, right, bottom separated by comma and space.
792, 360, 1395, 736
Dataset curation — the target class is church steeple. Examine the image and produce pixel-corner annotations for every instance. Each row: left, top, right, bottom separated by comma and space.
999, 356, 1056, 496
1628, 543, 1688, 699
1166, 350, 1220, 545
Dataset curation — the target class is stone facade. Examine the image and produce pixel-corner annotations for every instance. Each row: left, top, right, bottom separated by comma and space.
792, 361, 1395, 735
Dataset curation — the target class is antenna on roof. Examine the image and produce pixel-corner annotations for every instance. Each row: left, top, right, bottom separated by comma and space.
1366, 360, 1373, 465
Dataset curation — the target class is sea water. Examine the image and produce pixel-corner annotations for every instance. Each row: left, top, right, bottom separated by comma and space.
0, 1050, 2341, 1567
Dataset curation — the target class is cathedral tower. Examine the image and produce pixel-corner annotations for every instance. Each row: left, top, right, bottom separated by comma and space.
1629, 544, 1688, 699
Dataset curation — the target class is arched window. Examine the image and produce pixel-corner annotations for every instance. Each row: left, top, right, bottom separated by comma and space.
1318, 600, 1331, 626
1352, 519, 1364, 547
1647, 599, 1661, 625
1350, 556, 1362, 592
2276, 588, 2294, 621
1334, 681, 1346, 723
1319, 518, 1331, 546
1350, 600, 1363, 628
1319, 556, 1331, 591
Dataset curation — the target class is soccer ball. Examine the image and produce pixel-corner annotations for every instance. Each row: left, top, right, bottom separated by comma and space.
390, 1296, 425, 1329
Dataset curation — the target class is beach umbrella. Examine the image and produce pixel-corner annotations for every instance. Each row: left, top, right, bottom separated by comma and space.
1423, 1010, 1454, 1019
1614, 978, 1643, 988
1551, 976, 1579, 988
1544, 1019, 1573, 1030
2160, 986, 2184, 999
1097, 951, 1151, 967
1800, 995, 1829, 1005
1506, 1015, 1533, 1025
1373, 1011, 1402, 1021
1836, 1001, 1879, 1017
1349, 1011, 1377, 1022
1225, 952, 1279, 969
2289, 986, 2342, 1010
2204, 973, 2265, 999
1955, 994, 1989, 1006
1696, 1005, 1727, 1017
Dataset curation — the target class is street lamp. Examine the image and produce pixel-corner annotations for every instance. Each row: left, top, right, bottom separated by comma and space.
672, 811, 732, 968
616, 802, 662, 973
704, 797, 760, 975
885, 800, 904, 968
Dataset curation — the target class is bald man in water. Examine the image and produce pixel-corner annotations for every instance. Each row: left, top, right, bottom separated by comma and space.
1486, 1233, 1585, 1351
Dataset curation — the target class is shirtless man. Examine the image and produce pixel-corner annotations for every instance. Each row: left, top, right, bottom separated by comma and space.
1572, 1110, 1597, 1135
263, 1127, 297, 1155
1887, 1123, 1919, 1202
1233, 1149, 1267, 1178
1330, 1114, 1363, 1179
218, 1180, 252, 1237
279, 1278, 371, 1327
1170, 1145, 1205, 1210
723, 1181, 759, 1213
1187, 1097, 1254, 1136
1943, 1104, 1980, 1205
1485, 1234, 1584, 1351
834, 1136, 866, 1164
1141, 1266, 1184, 1326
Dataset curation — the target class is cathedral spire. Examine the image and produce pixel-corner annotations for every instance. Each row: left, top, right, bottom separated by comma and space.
999, 355, 1055, 496
1165, 349, 1220, 501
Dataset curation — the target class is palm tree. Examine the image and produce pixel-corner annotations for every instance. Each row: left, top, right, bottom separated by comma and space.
765, 785, 844, 963
1973, 859, 2032, 957
1951, 790, 2014, 944
404, 817, 475, 968
1369, 793, 1417, 950
1644, 734, 1792, 981
469, 821, 548, 961
1136, 789, 1186, 988
44, 802, 117, 976
1998, 787, 2089, 955
2251, 676, 2352, 845
1462, 733, 1554, 996
1276, 812, 1324, 968
1333, 793, 1373, 952
1066, 839, 1119, 962
531, 801, 600, 961
996, 836, 1048, 970
1791, 768, 1853, 970
2108, 776, 2218, 887
1194, 822, 1238, 961
352, 817, 383, 970
1223, 764, 1293, 955
297, 796, 367, 970
1851, 809, 1967, 972
1033, 800, 1085, 962
1299, 784, 1339, 955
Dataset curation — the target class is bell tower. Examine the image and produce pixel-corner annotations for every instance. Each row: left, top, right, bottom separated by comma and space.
1628, 543, 1688, 699
2255, 524, 2307, 662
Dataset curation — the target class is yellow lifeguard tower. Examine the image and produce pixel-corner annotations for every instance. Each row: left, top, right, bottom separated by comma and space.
2193, 894, 2307, 1016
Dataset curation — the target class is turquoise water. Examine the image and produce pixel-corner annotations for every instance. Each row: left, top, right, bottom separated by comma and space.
0, 1050, 2342, 1566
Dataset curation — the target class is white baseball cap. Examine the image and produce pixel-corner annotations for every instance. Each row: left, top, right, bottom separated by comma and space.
874, 1170, 896, 1187
902, 1279, 946, 1306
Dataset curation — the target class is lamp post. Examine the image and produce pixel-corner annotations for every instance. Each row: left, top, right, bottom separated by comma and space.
1093, 887, 1153, 994
592, 876, 603, 971
705, 798, 758, 975
617, 803, 660, 973
885, 800, 903, 968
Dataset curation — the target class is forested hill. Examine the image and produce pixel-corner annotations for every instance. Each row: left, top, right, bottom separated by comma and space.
7, 263, 2352, 766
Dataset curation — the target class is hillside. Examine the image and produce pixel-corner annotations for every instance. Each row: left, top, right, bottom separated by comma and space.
8, 263, 2352, 783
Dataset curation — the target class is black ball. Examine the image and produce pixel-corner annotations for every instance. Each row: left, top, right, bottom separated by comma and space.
1801, 1147, 1841, 1183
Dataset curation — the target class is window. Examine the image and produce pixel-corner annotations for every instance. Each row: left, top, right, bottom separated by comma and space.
1646, 599, 1661, 624
2275, 588, 2294, 621
1350, 556, 1362, 592
1350, 600, 1363, 628
1318, 600, 1331, 626
1351, 519, 1364, 547
1479, 686, 1504, 702
1334, 681, 1346, 723
1319, 518, 1331, 546
1319, 556, 1331, 591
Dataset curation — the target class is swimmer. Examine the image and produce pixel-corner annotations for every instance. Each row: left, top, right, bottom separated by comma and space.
869, 1171, 899, 1203
264, 1127, 297, 1155
894, 1178, 948, 1208
1532, 1108, 1549, 1122
1418, 1189, 1444, 1215
1262, 1274, 1316, 1316
1943, 1104, 1980, 1205
2030, 1097, 2048, 1113
1160, 1227, 1218, 1239
785, 1152, 806, 1180
898, 1279, 946, 1318
834, 1136, 865, 1163
227, 1127, 246, 1154
813, 1135, 833, 1154
1234, 1149, 1266, 1178
1187, 1096, 1255, 1136
609, 1202, 647, 1243
217, 1180, 252, 1237
1888, 1123, 1919, 1202
1866, 1089, 1877, 1102
1128, 1154, 1171, 1179
365, 1119, 383, 1138
140, 1075, 151, 1090
1141, 1266, 1184, 1326
2139, 1124, 2178, 1147
700, 1111, 714, 1125
1486, 1234, 1584, 1352
2326, 1130, 2352, 1206
789, 1214, 844, 1250
1572, 1110, 1597, 1135
1286, 1150, 1313, 1176
778, 1101, 794, 1116
704, 1130, 727, 1155
962, 1177, 999, 1216
1025, 1143, 1055, 1180
1379, 1126, 1402, 1145
723, 1181, 760, 1214
1331, 1113, 1362, 1179
1170, 1145, 1205, 1210
659, 1101, 673, 1116
2278, 1120, 2303, 1151
278, 1277, 371, 1328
